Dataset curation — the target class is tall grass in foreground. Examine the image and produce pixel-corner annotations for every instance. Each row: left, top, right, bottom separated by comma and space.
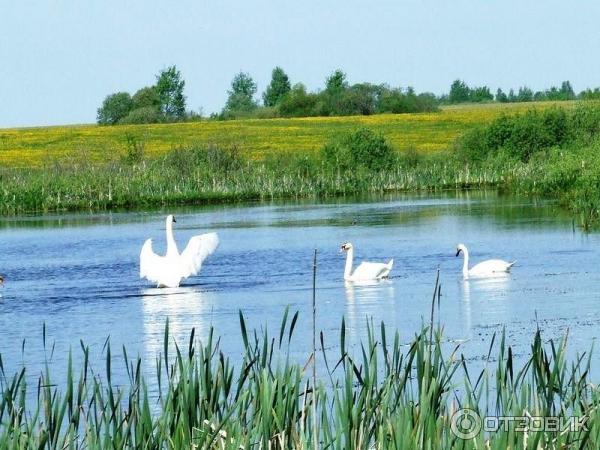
1, 308, 598, 448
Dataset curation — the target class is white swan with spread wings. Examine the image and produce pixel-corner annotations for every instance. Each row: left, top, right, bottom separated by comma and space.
140, 215, 219, 288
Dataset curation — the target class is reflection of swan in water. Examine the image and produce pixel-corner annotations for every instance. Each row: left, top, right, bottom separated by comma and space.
344, 280, 395, 348
458, 279, 472, 341
458, 275, 510, 340
344, 279, 395, 300
141, 287, 216, 359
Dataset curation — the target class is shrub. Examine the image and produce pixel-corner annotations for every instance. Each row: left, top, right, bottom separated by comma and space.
161, 144, 244, 176
322, 128, 396, 172
119, 106, 164, 124
97, 92, 133, 125
123, 133, 145, 164
457, 108, 573, 162
571, 103, 600, 140
132, 86, 160, 110
278, 84, 319, 117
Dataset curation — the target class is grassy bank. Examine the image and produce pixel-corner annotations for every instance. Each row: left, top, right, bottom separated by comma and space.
3, 100, 600, 229
0, 146, 505, 215
1, 308, 598, 448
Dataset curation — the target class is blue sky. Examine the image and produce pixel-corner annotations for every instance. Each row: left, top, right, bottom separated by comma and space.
1, 0, 599, 127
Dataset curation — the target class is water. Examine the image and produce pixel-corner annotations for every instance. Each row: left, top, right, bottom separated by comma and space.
1, 191, 599, 391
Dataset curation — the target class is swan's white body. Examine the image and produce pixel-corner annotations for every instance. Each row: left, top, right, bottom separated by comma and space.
140, 215, 219, 288
456, 243, 515, 278
341, 242, 393, 282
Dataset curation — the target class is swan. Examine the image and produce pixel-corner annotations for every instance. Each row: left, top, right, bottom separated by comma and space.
140, 215, 219, 288
341, 242, 393, 281
0, 275, 3, 286
455, 243, 515, 278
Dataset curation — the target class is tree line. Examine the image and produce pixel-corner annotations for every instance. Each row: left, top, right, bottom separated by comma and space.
444, 79, 594, 104
97, 66, 600, 125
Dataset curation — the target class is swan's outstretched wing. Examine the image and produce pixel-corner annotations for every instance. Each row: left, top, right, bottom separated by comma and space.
180, 232, 219, 278
140, 239, 165, 283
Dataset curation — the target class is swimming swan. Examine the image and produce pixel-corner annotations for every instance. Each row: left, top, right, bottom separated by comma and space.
455, 243, 515, 278
341, 242, 393, 281
140, 215, 219, 288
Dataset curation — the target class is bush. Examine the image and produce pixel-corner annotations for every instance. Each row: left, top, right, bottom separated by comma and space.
123, 133, 145, 164
278, 84, 319, 117
132, 86, 160, 110
161, 144, 244, 176
571, 103, 600, 140
322, 128, 396, 172
457, 108, 573, 162
97, 92, 133, 125
119, 106, 164, 124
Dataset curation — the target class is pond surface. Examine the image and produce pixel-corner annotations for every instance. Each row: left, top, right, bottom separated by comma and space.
1, 191, 599, 391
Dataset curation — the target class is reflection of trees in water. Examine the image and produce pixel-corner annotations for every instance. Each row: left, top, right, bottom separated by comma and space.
324, 191, 570, 230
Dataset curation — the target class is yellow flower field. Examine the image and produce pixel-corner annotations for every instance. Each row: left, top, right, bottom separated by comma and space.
0, 101, 575, 168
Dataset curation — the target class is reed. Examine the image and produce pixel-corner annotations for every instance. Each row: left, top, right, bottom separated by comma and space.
0, 144, 504, 216
1, 303, 598, 448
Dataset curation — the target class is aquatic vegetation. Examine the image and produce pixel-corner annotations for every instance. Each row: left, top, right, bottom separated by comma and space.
0, 307, 598, 448
0, 148, 504, 215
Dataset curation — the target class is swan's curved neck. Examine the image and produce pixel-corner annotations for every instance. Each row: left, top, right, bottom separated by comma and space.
166, 220, 179, 256
461, 248, 469, 276
344, 248, 354, 280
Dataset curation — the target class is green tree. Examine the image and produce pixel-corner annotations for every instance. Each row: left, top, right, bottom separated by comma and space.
224, 72, 258, 113
156, 66, 186, 120
325, 69, 348, 93
579, 88, 600, 100
321, 69, 349, 115
263, 66, 291, 107
560, 81, 575, 99
448, 80, 470, 103
97, 92, 133, 125
470, 86, 493, 102
517, 86, 533, 102
132, 86, 160, 110
496, 88, 509, 103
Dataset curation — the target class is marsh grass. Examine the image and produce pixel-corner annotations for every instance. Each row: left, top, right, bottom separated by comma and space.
1, 302, 599, 448
0, 142, 509, 216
